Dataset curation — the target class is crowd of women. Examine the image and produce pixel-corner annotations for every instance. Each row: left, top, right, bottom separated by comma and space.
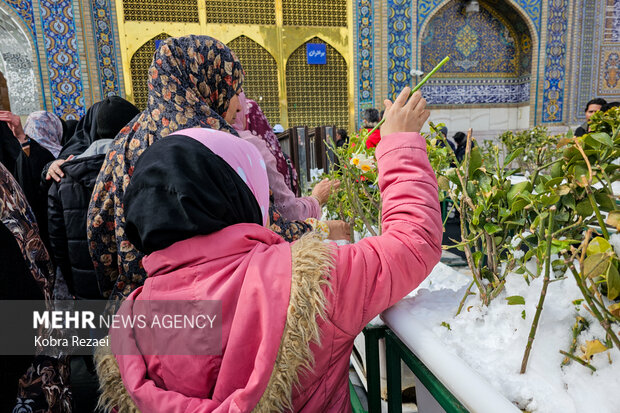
0, 35, 442, 412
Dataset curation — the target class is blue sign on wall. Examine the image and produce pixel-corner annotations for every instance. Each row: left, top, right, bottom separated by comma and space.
307, 43, 327, 64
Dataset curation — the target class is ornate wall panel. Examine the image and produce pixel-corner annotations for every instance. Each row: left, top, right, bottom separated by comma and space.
387, 0, 411, 101
421, 2, 521, 76
599, 0, 620, 97
227, 36, 280, 125
130, 33, 169, 110
541, 0, 569, 122
282, 0, 347, 27
121, 0, 198, 22
418, 1, 531, 105
90, 0, 122, 97
2, 0, 36, 36
39, 0, 85, 119
0, 5, 39, 115
356, 0, 374, 119
206, 0, 275, 25
286, 38, 348, 128
418, 0, 541, 34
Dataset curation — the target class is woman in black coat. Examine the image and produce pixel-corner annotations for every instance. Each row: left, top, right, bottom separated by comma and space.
47, 96, 139, 299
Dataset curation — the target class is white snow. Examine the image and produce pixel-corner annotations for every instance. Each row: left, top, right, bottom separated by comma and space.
383, 262, 620, 413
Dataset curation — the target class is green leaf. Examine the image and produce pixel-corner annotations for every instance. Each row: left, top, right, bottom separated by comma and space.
562, 193, 576, 211
510, 197, 530, 214
521, 310, 526, 319
504, 147, 524, 167
574, 163, 590, 186
589, 132, 614, 148
551, 162, 564, 179
473, 251, 483, 268
606, 263, 620, 301
484, 223, 501, 234
594, 191, 615, 212
541, 193, 561, 207
507, 182, 532, 206
468, 147, 483, 179
583, 253, 610, 279
587, 237, 612, 256
441, 321, 452, 331
506, 295, 526, 305
576, 199, 593, 217
544, 177, 564, 189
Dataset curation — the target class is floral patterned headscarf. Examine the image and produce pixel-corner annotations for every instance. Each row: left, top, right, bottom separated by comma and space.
24, 111, 63, 157
0, 162, 54, 301
233, 92, 299, 194
87, 35, 244, 300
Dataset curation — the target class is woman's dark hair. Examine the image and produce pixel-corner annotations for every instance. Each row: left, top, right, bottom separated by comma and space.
452, 132, 466, 145
601, 102, 619, 112
336, 128, 348, 141
585, 98, 607, 112
363, 108, 380, 125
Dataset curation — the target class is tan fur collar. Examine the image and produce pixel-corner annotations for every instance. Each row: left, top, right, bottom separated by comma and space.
95, 233, 333, 413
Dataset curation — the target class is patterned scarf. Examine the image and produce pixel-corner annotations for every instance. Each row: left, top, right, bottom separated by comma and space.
234, 92, 299, 194
24, 111, 63, 158
87, 35, 244, 300
0, 162, 54, 301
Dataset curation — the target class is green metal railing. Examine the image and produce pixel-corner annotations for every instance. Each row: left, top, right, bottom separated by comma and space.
384, 329, 469, 413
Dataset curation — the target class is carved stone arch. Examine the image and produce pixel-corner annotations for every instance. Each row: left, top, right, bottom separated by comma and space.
0, 2, 42, 115
227, 35, 280, 125
285, 37, 348, 128
129, 33, 170, 110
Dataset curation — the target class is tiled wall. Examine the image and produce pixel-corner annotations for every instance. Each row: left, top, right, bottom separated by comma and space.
355, 0, 620, 130
0, 0, 123, 118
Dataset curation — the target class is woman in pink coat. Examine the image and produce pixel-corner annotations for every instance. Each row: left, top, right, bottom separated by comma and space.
96, 88, 442, 412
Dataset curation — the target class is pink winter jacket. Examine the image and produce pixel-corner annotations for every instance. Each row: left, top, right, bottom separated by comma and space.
109, 132, 442, 412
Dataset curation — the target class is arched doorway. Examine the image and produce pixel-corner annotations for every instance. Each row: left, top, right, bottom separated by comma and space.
286, 38, 349, 128
227, 36, 280, 125
130, 33, 171, 110
418, 0, 534, 132
0, 6, 40, 116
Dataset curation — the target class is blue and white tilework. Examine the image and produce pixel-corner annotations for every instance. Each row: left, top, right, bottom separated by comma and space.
91, 0, 122, 97
387, 0, 411, 101
541, 0, 568, 122
40, 0, 85, 119
356, 0, 374, 123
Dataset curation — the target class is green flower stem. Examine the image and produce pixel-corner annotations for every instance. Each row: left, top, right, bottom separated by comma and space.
559, 350, 596, 372
586, 188, 610, 239
455, 280, 475, 316
367, 56, 450, 137
567, 263, 620, 350
521, 207, 555, 374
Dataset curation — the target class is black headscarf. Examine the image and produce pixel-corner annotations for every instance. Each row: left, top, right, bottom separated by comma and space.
60, 119, 78, 146
59, 96, 139, 158
0, 121, 21, 175
124, 135, 262, 254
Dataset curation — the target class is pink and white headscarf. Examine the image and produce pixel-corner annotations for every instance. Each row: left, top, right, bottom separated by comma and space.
171, 128, 270, 226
